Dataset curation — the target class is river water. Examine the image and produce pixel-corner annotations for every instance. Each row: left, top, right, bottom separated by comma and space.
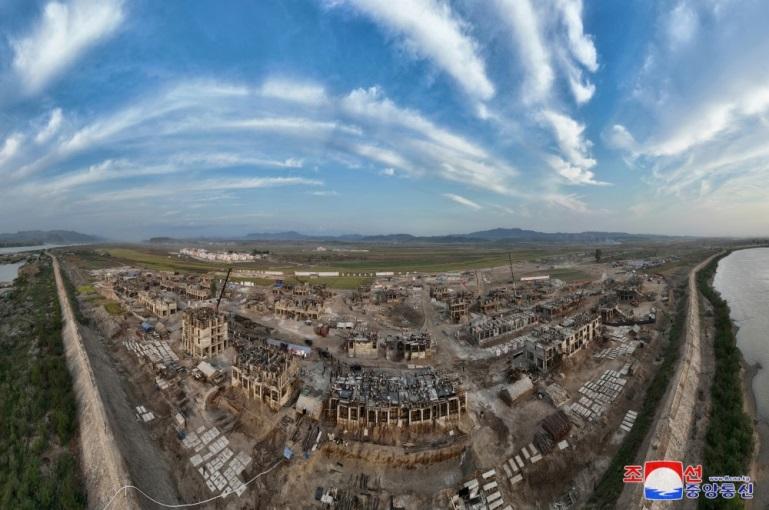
0, 262, 23, 283
0, 243, 69, 255
0, 244, 66, 284
714, 247, 769, 422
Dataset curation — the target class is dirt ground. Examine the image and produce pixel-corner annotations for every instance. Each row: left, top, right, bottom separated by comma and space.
58, 249, 695, 509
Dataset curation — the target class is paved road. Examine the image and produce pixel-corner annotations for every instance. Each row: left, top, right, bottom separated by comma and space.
51, 255, 137, 510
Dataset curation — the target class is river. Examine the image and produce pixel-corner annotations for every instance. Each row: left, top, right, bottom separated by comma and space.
0, 243, 70, 255
714, 248, 769, 420
0, 244, 74, 284
714, 247, 769, 498
0, 262, 23, 284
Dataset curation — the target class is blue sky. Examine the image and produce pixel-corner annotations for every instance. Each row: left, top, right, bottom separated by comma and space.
1, 0, 768, 239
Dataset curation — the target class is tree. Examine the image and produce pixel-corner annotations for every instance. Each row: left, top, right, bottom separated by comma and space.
595, 248, 602, 262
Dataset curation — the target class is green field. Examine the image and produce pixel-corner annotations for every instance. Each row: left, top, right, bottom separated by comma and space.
103, 302, 123, 315
60, 244, 587, 290
96, 245, 569, 273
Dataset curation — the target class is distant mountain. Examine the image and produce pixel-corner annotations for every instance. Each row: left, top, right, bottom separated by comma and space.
0, 230, 103, 246
244, 228, 685, 244
244, 231, 317, 241
460, 228, 673, 243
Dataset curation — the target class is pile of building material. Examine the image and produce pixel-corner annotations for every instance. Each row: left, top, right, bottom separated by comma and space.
181, 425, 252, 497
124, 339, 179, 365
541, 383, 570, 408
541, 411, 571, 441
451, 470, 512, 510
489, 336, 528, 357
134, 405, 155, 422
501, 442, 542, 484
593, 342, 637, 360
620, 410, 638, 432
568, 370, 627, 421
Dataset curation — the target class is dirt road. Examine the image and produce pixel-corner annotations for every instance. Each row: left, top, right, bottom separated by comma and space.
620, 254, 716, 509
51, 255, 137, 510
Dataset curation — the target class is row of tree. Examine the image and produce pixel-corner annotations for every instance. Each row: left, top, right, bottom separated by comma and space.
697, 254, 754, 510
0, 260, 85, 509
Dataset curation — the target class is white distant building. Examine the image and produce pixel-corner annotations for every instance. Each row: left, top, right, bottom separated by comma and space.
180, 248, 259, 263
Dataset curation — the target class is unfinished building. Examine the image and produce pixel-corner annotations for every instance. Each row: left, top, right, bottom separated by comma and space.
137, 291, 177, 317
185, 285, 211, 301
535, 294, 582, 322
182, 307, 229, 359
274, 297, 322, 321
465, 311, 537, 346
384, 331, 432, 361
327, 369, 466, 432
524, 313, 601, 372
231, 343, 299, 411
345, 330, 379, 359
449, 297, 470, 323
371, 286, 403, 305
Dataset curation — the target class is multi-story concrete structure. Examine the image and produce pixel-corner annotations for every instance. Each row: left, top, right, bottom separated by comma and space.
137, 291, 177, 317
466, 311, 537, 346
525, 313, 601, 372
274, 298, 322, 320
182, 307, 229, 358
327, 369, 466, 432
384, 331, 432, 361
345, 330, 379, 359
231, 343, 298, 411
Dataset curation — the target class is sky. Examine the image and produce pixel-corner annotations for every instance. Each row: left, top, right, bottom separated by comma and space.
1, 0, 768, 240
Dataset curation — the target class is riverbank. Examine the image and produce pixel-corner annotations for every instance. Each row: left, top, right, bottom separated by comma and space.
741, 357, 768, 506
0, 257, 86, 508
697, 252, 755, 508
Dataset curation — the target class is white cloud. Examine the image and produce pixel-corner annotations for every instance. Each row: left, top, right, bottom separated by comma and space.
224, 117, 362, 136
202, 176, 321, 191
0, 134, 24, 166
541, 110, 593, 167
329, 0, 495, 103
259, 78, 328, 105
567, 70, 596, 104
310, 190, 339, 196
351, 143, 414, 172
341, 86, 488, 158
545, 192, 589, 212
667, 1, 698, 49
605, 124, 638, 153
554, 0, 598, 72
646, 85, 769, 157
443, 193, 482, 210
379, 167, 396, 176
496, 0, 554, 104
171, 153, 304, 169
11, 0, 124, 94
35, 108, 64, 144
546, 155, 606, 186
88, 176, 322, 203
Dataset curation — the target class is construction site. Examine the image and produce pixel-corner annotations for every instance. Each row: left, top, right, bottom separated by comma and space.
53, 243, 689, 509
